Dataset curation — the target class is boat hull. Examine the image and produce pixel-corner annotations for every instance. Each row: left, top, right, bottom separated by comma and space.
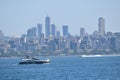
19, 60, 50, 64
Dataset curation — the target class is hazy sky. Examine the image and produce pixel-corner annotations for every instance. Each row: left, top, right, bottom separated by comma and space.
0, 0, 120, 37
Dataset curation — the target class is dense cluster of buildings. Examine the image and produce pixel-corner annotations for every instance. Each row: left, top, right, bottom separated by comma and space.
0, 16, 120, 56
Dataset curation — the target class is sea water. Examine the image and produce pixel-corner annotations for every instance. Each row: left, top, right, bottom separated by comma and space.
0, 56, 120, 80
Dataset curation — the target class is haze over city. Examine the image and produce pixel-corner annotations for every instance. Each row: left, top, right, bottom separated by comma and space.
0, 0, 120, 37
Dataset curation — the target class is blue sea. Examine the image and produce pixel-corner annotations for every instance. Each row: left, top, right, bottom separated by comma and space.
0, 55, 120, 80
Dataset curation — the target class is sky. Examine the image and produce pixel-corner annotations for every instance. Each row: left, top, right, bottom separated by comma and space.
0, 0, 120, 37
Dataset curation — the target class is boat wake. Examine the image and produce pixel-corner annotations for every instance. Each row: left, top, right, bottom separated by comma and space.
80, 54, 120, 58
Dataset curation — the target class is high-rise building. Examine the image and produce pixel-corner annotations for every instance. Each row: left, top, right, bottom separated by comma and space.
45, 16, 50, 38
27, 27, 37, 38
51, 24, 56, 37
80, 28, 85, 37
114, 33, 120, 49
98, 17, 105, 35
56, 30, 60, 38
62, 25, 68, 37
37, 24, 42, 39
27, 27, 37, 40
0, 30, 4, 40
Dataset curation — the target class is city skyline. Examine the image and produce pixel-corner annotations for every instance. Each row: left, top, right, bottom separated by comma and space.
0, 0, 120, 37
1, 16, 120, 57
0, 16, 119, 37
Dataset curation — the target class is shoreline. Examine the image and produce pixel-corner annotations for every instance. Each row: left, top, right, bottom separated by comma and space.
1, 54, 120, 59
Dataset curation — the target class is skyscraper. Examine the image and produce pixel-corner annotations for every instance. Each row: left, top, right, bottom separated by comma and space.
98, 17, 105, 35
27, 27, 37, 37
62, 25, 68, 37
51, 24, 56, 37
37, 24, 42, 39
45, 16, 50, 38
0, 30, 4, 39
27, 27, 37, 40
56, 30, 60, 38
80, 28, 85, 37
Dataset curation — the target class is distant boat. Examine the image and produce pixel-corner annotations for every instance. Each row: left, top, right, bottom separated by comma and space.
19, 56, 50, 64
